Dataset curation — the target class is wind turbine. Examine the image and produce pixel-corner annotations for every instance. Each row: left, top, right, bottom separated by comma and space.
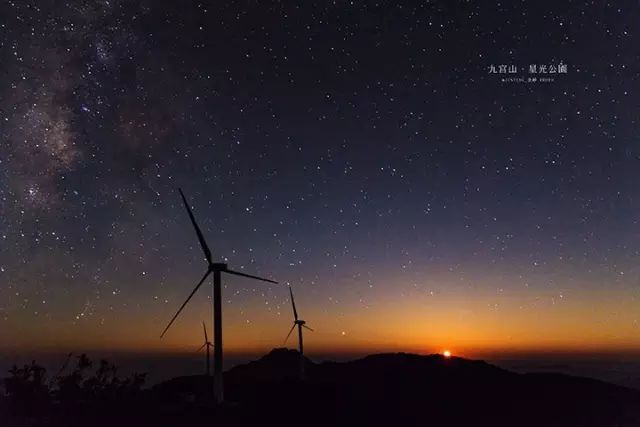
197, 321, 214, 376
284, 286, 313, 380
161, 188, 278, 404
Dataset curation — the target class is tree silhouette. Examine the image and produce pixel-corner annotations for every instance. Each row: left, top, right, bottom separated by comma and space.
56, 354, 146, 406
3, 361, 50, 415
56, 353, 93, 404
3, 353, 146, 420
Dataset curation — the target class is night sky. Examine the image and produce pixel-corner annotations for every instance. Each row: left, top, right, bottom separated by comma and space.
1, 1, 639, 364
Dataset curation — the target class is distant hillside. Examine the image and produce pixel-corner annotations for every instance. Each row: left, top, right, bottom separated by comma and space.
152, 349, 640, 426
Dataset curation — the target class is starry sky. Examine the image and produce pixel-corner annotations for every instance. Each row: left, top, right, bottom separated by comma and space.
1, 0, 639, 363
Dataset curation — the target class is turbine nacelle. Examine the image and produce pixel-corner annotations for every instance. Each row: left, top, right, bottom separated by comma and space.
197, 342, 214, 351
209, 262, 228, 270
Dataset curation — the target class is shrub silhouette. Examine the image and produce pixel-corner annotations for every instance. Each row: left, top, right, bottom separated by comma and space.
56, 353, 93, 404
3, 361, 51, 415
3, 354, 146, 417
57, 354, 146, 406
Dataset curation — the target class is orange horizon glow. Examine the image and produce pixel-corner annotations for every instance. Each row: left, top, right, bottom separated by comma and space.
3, 275, 640, 361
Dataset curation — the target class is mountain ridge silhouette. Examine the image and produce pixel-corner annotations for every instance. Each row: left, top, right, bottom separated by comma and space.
150, 348, 640, 426
4, 349, 640, 426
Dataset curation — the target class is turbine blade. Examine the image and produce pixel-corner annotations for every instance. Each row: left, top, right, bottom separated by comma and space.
284, 323, 296, 344
196, 343, 206, 353
302, 324, 314, 332
289, 286, 298, 321
224, 269, 278, 284
160, 269, 212, 338
179, 188, 213, 264
203, 321, 208, 342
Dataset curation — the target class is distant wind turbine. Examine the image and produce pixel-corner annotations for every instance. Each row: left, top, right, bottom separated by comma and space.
197, 321, 214, 376
284, 286, 313, 380
161, 188, 278, 404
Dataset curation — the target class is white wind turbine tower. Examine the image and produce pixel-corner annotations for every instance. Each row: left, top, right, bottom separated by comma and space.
197, 321, 214, 376
284, 286, 314, 380
161, 188, 278, 404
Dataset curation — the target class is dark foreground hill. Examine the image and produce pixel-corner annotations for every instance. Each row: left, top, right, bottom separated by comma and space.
153, 349, 640, 426
4, 349, 640, 426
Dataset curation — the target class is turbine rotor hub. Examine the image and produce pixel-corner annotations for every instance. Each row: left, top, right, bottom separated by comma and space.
210, 262, 228, 270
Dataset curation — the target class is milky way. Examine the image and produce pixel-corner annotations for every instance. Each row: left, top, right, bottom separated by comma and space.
1, 1, 639, 357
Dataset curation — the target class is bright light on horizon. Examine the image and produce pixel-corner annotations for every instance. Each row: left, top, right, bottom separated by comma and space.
443, 350, 451, 358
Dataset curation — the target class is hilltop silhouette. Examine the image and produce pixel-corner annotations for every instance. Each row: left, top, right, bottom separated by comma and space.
154, 349, 640, 426
3, 350, 640, 426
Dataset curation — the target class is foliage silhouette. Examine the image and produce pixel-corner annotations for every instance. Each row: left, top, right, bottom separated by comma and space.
3, 361, 50, 415
3, 353, 146, 420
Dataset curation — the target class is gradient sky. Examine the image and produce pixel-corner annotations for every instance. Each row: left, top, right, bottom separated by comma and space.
1, 0, 639, 363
